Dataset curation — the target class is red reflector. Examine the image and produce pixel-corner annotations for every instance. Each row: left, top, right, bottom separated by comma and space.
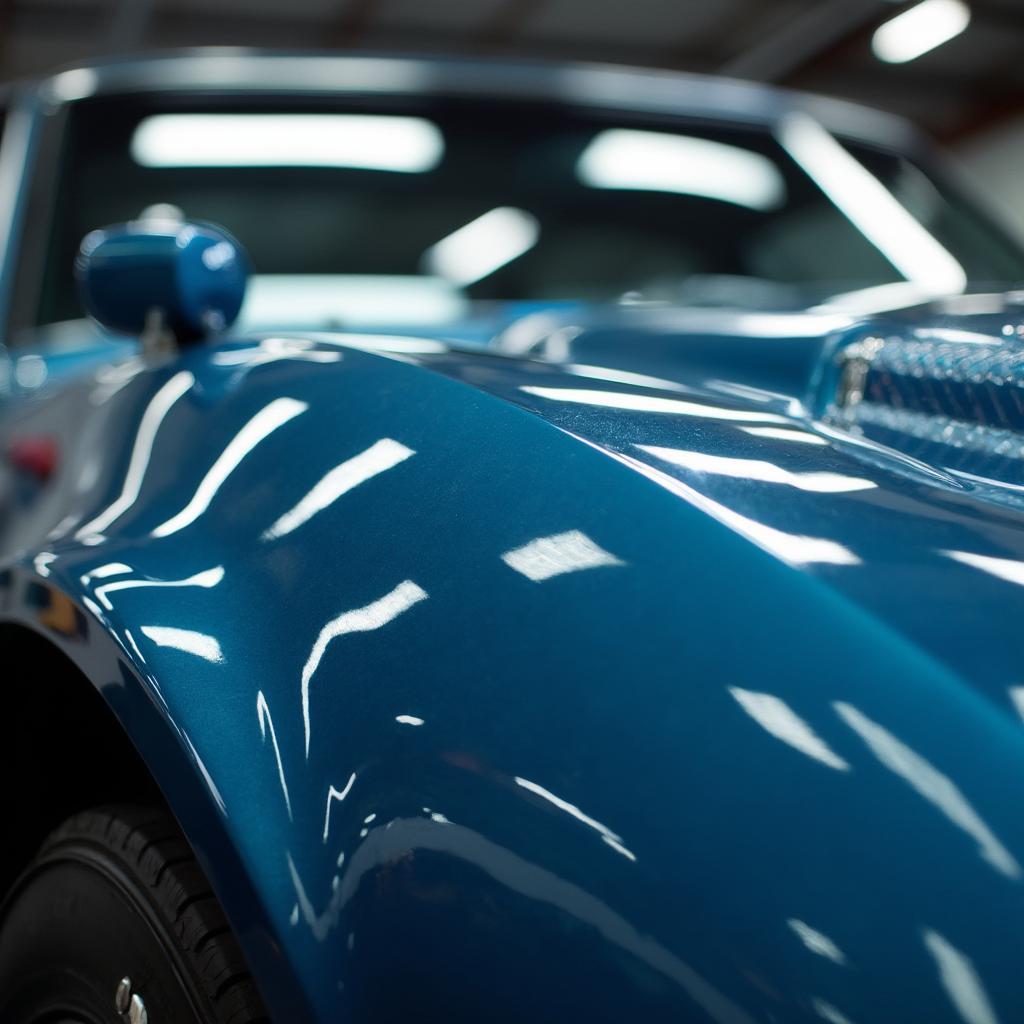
9, 436, 58, 480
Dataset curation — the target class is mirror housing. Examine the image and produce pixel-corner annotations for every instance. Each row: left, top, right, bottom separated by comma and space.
75, 218, 249, 345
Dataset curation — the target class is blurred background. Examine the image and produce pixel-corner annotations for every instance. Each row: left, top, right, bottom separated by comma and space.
1, 0, 1022, 223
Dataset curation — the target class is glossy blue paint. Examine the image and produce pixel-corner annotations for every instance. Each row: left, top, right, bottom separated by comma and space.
3, 313, 1024, 1022
75, 219, 249, 341
4, 52, 1024, 1024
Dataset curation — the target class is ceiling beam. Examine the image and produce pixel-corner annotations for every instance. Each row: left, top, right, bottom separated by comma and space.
473, 0, 546, 49
721, 0, 891, 82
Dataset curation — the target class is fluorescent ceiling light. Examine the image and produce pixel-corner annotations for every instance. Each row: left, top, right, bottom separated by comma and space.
577, 129, 785, 211
131, 114, 444, 172
872, 0, 970, 64
424, 207, 539, 286
777, 112, 966, 295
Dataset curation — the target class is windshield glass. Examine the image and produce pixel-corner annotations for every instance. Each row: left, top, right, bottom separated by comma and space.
30, 93, 1024, 333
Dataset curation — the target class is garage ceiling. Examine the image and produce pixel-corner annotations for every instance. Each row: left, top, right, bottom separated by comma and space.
2, 0, 1021, 141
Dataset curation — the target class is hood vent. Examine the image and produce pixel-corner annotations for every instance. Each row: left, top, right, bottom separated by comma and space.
830, 330, 1024, 474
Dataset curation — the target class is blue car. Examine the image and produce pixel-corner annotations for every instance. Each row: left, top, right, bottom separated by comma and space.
3, 50, 1024, 1024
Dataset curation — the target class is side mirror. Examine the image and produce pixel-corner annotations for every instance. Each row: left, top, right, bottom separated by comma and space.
75, 217, 249, 345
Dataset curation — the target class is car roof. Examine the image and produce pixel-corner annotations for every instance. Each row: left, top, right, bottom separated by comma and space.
25, 49, 919, 151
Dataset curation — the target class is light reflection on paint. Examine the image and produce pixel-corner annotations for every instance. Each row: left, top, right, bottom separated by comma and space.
944, 550, 1024, 587
835, 702, 1021, 880
639, 445, 875, 494
619, 451, 861, 566
739, 426, 829, 446
48, 514, 83, 541
257, 690, 293, 820
515, 776, 636, 862
317, 332, 449, 355
83, 562, 132, 582
75, 456, 102, 494
787, 918, 847, 964
33, 552, 56, 577
501, 530, 624, 582
263, 438, 414, 541
396, 714, 424, 726
122, 628, 149, 670
521, 385, 788, 423
180, 730, 227, 815
813, 999, 858, 1024
140, 625, 224, 663
323, 772, 357, 843
153, 397, 307, 538
288, 818, 752, 1021
88, 356, 148, 406
922, 929, 1000, 1024
210, 336, 343, 368
94, 565, 224, 611
302, 580, 428, 756
1008, 687, 1024, 723
76, 370, 194, 540
729, 688, 850, 771
565, 363, 687, 392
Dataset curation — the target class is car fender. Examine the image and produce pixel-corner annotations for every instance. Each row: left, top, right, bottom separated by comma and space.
3, 337, 1024, 1022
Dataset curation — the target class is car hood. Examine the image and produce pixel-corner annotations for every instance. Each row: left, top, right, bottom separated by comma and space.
357, 297, 1024, 715
8, 297, 1024, 1023
14, 296, 1024, 709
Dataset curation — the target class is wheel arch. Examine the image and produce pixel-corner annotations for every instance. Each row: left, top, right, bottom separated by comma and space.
0, 576, 314, 1021
0, 620, 161, 891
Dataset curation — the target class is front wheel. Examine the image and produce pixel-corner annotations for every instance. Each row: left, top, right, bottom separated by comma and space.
0, 805, 269, 1024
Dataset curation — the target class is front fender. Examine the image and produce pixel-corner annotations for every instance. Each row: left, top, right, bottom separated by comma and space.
4, 338, 1024, 1023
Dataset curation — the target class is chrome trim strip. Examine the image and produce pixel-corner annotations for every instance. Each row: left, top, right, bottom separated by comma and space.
0, 93, 39, 334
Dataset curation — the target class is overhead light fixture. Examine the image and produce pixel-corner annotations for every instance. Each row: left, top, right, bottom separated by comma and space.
872, 0, 970, 64
131, 114, 444, 172
424, 207, 539, 286
577, 129, 786, 211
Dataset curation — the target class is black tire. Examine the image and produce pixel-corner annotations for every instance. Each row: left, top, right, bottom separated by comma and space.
0, 804, 269, 1024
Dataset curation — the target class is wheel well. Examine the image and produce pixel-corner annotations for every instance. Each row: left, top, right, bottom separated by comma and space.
0, 624, 163, 893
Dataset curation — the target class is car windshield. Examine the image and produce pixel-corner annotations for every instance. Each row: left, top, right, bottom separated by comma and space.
29, 92, 1024, 333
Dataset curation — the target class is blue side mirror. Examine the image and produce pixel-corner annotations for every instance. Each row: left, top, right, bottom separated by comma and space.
75, 217, 249, 344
